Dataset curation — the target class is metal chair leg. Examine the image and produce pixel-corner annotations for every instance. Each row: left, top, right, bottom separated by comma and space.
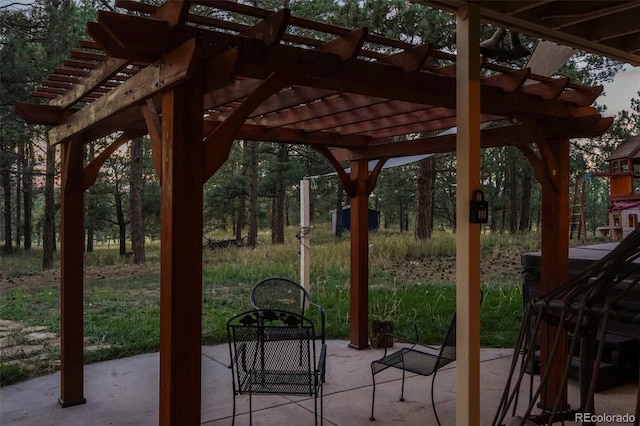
431, 371, 441, 426
370, 366, 377, 421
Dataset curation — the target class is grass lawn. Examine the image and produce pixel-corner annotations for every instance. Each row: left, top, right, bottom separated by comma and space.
1, 224, 544, 386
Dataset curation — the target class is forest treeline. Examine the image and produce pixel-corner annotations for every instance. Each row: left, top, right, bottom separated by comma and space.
2, 0, 639, 268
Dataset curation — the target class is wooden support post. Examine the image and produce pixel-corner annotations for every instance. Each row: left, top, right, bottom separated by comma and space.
456, 4, 482, 426
349, 159, 370, 349
159, 75, 204, 425
300, 179, 310, 295
539, 136, 570, 411
59, 138, 86, 408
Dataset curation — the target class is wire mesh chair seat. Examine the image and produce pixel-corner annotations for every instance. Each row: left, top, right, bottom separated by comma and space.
370, 315, 457, 425
372, 344, 451, 376
227, 309, 326, 426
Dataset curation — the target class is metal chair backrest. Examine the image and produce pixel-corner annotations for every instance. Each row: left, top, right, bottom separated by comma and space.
435, 313, 457, 370
250, 277, 311, 316
250, 277, 325, 343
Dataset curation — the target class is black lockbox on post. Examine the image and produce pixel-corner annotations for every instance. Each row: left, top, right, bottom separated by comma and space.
470, 190, 488, 223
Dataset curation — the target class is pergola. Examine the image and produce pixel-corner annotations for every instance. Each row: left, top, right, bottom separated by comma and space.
16, 1, 637, 425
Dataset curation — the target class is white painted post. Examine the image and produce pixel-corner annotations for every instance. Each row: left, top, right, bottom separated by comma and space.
300, 179, 310, 296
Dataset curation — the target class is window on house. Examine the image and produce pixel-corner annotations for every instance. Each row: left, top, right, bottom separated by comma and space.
621, 160, 629, 172
629, 213, 638, 228
612, 161, 619, 172
613, 213, 620, 226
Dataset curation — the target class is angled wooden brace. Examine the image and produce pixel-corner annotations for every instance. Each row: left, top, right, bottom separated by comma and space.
314, 146, 388, 197
510, 139, 544, 184
202, 72, 290, 181
314, 146, 355, 197
519, 116, 561, 194
200, 7, 292, 180
367, 158, 388, 194
140, 99, 163, 184
82, 129, 147, 191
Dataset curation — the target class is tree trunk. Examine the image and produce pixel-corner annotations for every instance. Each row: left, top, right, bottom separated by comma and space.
415, 156, 435, 239
519, 168, 532, 231
16, 147, 21, 247
114, 191, 127, 256
130, 136, 145, 264
235, 170, 246, 242
271, 144, 287, 244
85, 144, 95, 253
22, 140, 33, 250
43, 141, 56, 269
335, 180, 344, 237
1, 162, 12, 254
508, 160, 518, 234
86, 228, 94, 252
246, 141, 258, 248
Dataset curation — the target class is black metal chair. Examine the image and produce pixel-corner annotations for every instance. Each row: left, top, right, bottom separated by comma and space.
369, 314, 457, 425
250, 277, 326, 345
227, 309, 326, 426
370, 292, 483, 424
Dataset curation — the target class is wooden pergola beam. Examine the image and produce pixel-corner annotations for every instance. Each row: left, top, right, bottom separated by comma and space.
205, 121, 374, 148
15, 103, 69, 126
48, 38, 201, 145
91, 11, 172, 61
331, 124, 535, 161
49, 57, 129, 110
228, 40, 579, 119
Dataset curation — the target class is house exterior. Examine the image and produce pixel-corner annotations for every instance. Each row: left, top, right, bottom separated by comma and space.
597, 135, 640, 239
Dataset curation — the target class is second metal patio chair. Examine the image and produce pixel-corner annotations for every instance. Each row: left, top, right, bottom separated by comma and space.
369, 313, 457, 425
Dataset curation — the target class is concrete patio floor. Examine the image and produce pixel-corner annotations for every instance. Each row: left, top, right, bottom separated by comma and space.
1, 341, 637, 425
